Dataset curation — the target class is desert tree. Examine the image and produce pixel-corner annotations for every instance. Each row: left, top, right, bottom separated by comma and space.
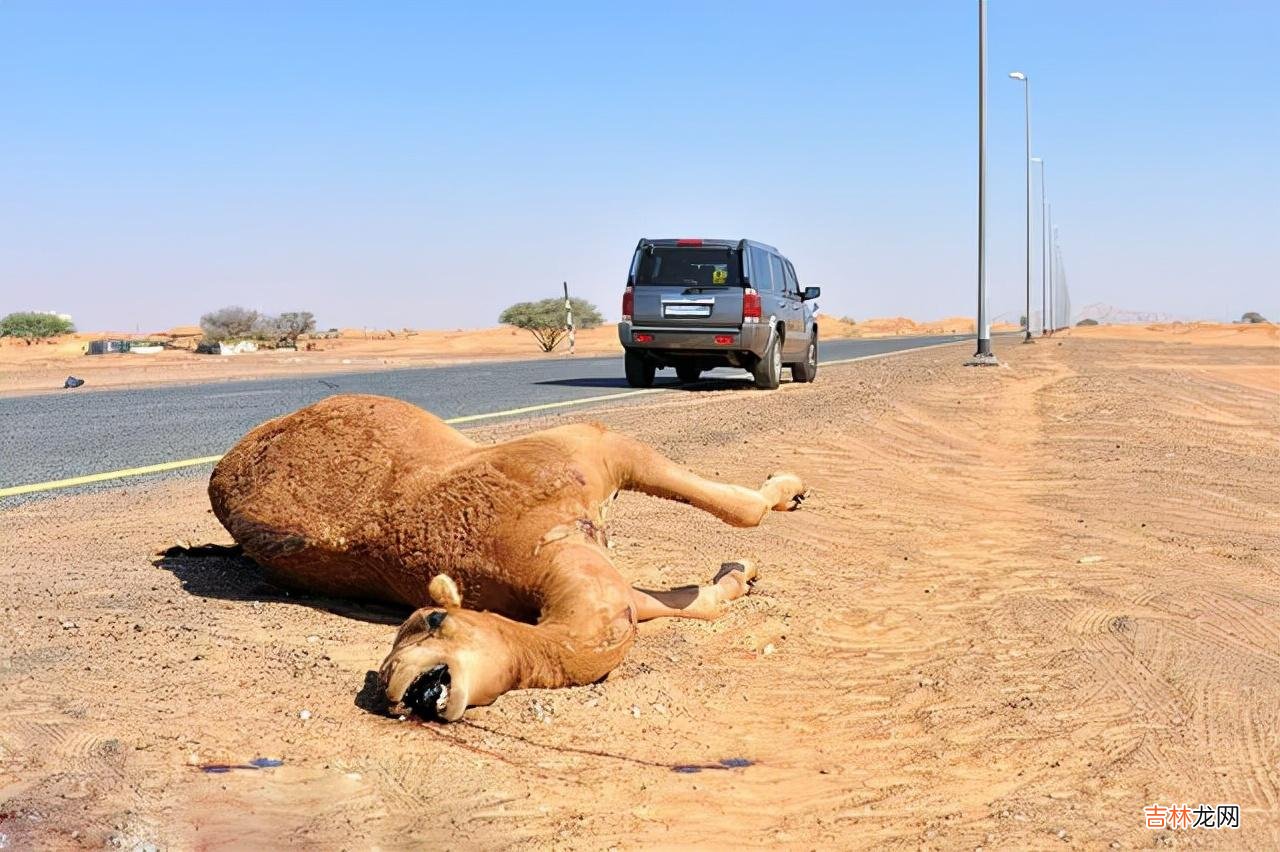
263, 311, 316, 345
200, 306, 261, 343
499, 297, 604, 352
0, 311, 75, 344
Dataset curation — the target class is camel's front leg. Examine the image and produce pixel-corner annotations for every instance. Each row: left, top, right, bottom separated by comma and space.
603, 432, 807, 527
631, 560, 758, 622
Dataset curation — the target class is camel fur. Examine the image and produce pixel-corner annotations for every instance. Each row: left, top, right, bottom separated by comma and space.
208, 394, 807, 721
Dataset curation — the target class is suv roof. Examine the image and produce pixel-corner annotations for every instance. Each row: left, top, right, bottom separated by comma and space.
638, 238, 782, 255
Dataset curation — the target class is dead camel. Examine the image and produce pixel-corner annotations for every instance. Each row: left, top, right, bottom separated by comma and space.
209, 394, 807, 721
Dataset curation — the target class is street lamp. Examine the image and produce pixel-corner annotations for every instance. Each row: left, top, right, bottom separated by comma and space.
966, 0, 997, 365
1031, 157, 1047, 336
1046, 202, 1054, 334
1052, 225, 1061, 331
1009, 71, 1033, 343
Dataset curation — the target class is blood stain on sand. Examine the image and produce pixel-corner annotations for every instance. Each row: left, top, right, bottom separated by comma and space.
199, 757, 285, 773
672, 757, 755, 774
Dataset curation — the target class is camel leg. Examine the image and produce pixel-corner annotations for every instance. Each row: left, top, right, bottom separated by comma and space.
604, 432, 807, 527
631, 560, 758, 622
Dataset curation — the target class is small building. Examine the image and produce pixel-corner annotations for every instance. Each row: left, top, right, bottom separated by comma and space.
87, 339, 131, 355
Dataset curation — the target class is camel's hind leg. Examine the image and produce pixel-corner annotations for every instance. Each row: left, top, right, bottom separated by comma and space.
603, 432, 807, 527
631, 560, 758, 622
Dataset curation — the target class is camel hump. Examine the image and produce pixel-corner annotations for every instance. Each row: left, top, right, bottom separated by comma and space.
429, 574, 463, 609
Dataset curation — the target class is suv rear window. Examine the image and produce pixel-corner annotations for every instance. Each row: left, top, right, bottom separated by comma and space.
634, 247, 742, 287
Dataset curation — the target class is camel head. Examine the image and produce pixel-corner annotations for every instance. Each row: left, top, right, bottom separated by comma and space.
379, 575, 519, 721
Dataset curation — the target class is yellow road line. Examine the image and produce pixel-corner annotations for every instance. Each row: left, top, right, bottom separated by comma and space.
0, 455, 227, 498
441, 388, 664, 424
0, 340, 966, 499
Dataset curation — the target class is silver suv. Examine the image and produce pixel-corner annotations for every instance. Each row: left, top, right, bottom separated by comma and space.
618, 238, 820, 389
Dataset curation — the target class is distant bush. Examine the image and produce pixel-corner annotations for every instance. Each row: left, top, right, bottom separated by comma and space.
200, 306, 316, 345
265, 311, 316, 346
0, 311, 76, 343
1240, 311, 1269, 324
200, 306, 261, 343
1076, 318, 1099, 326
499, 297, 604, 352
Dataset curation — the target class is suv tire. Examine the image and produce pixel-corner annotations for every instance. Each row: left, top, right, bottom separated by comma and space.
752, 331, 782, 390
625, 350, 656, 388
789, 333, 818, 383
676, 365, 702, 384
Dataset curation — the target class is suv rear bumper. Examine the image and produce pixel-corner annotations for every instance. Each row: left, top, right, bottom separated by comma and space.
617, 321, 771, 359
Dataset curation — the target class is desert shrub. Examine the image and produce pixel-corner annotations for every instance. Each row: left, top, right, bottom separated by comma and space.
200, 306, 261, 343
264, 311, 316, 346
499, 297, 604, 352
1240, 311, 1268, 324
0, 311, 75, 343
200, 306, 317, 345
1076, 318, 1099, 326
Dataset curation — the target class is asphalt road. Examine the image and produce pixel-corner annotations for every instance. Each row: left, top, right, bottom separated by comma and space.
0, 334, 967, 498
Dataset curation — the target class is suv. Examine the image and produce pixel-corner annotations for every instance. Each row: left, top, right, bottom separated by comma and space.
618, 238, 820, 389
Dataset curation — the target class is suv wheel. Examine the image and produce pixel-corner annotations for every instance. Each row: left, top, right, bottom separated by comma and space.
752, 332, 782, 390
624, 350, 655, 388
676, 365, 702, 384
790, 333, 818, 383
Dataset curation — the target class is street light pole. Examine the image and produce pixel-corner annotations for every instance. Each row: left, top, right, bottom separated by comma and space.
1052, 225, 1061, 331
967, 0, 997, 365
1032, 157, 1047, 336
1010, 72, 1033, 343
1046, 203, 1054, 334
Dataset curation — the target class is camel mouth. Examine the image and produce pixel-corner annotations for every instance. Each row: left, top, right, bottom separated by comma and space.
402, 664, 451, 720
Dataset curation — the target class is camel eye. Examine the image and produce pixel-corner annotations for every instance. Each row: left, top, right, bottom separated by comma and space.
426, 610, 447, 630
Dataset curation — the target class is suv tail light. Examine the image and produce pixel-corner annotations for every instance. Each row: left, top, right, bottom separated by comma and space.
742, 288, 761, 322
676, 238, 703, 246
622, 286, 633, 321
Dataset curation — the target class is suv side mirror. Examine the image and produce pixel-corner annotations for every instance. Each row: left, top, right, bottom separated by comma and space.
802, 286, 821, 301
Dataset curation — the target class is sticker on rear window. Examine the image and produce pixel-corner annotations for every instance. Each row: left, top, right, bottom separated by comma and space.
712, 268, 727, 285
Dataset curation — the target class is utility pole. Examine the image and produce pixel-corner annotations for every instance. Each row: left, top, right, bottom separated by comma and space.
563, 281, 575, 356
1052, 226, 1061, 331
1033, 157, 1047, 336
967, 0, 998, 366
1010, 71, 1033, 342
1046, 204, 1054, 334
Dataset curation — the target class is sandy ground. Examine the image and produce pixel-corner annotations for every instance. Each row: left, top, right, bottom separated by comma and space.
2, 332, 1277, 848
1066, 320, 1278, 348
0, 316, 1017, 396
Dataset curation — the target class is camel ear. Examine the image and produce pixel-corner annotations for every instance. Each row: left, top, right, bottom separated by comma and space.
428, 574, 462, 610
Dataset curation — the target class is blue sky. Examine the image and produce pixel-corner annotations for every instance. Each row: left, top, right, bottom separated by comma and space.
3, 1, 1276, 331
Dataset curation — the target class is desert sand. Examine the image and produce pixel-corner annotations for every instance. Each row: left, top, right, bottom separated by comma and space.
0, 315, 1017, 395
1, 328, 1277, 848
1067, 320, 1279, 347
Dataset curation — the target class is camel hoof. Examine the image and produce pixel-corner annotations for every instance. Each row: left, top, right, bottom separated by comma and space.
714, 559, 759, 587
765, 472, 807, 511
403, 664, 452, 720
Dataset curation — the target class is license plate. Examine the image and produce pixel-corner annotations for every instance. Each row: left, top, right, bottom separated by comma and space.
664, 304, 712, 318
